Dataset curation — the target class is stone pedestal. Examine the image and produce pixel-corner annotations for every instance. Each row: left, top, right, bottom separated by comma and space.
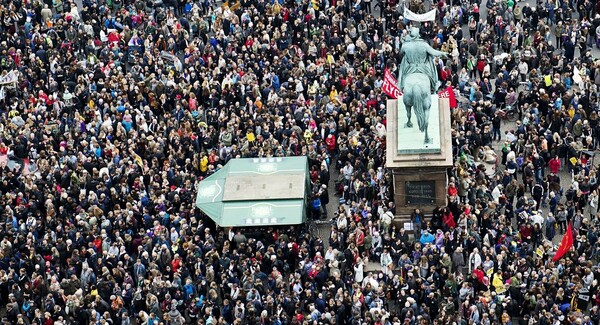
386, 97, 453, 229
391, 166, 448, 216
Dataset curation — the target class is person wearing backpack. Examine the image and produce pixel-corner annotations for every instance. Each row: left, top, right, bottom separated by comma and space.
311, 193, 322, 220
381, 207, 393, 233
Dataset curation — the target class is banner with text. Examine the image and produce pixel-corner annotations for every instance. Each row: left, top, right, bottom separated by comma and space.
403, 8, 437, 22
382, 68, 401, 99
438, 86, 457, 108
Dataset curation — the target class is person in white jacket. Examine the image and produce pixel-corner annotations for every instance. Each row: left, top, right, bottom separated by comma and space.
491, 184, 503, 204
324, 247, 336, 262
380, 249, 393, 279
468, 248, 482, 273
518, 60, 528, 81
354, 258, 364, 283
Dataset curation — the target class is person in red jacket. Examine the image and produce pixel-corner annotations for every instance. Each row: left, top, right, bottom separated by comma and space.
325, 133, 336, 152
448, 182, 458, 197
473, 266, 485, 283
549, 155, 561, 174
93, 236, 103, 252
366, 95, 378, 110
440, 66, 451, 84
0, 142, 8, 155
356, 226, 365, 253
442, 207, 457, 229
520, 223, 533, 240
476, 55, 487, 79
171, 254, 182, 273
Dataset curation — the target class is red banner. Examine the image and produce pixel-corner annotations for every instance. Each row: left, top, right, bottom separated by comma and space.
438, 86, 457, 108
382, 68, 402, 99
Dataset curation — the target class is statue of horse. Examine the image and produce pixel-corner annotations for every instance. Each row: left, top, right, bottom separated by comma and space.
402, 72, 432, 144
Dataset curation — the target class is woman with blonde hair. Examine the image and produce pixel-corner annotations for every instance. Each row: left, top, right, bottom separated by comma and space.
458, 68, 470, 92
419, 255, 429, 278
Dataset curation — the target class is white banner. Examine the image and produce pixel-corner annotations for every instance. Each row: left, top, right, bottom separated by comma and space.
0, 70, 18, 85
403, 8, 437, 22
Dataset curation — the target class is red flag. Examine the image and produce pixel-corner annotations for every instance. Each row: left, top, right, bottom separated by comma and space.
438, 86, 457, 108
553, 222, 574, 261
382, 68, 402, 99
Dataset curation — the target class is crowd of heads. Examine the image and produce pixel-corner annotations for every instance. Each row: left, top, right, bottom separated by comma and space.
0, 0, 599, 323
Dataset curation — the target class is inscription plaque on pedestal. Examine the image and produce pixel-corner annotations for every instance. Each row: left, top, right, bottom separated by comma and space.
405, 181, 435, 205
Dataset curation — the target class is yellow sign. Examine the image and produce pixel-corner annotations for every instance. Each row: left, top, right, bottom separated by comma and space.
327, 54, 335, 65
570, 157, 578, 165
536, 247, 544, 257
132, 153, 143, 168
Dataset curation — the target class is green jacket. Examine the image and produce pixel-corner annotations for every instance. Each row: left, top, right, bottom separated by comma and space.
467, 57, 475, 71
573, 122, 583, 137
364, 234, 373, 250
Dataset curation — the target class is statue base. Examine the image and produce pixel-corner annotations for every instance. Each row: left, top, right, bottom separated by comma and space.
386, 97, 453, 232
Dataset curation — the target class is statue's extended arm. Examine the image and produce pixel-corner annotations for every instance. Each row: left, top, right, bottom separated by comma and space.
426, 46, 448, 58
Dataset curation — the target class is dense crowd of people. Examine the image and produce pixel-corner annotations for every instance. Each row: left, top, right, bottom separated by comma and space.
0, 0, 599, 323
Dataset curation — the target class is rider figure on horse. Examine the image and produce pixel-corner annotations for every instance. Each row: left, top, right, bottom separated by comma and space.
397, 27, 448, 93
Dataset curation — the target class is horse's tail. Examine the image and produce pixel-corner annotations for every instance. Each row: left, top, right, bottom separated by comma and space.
414, 91, 427, 132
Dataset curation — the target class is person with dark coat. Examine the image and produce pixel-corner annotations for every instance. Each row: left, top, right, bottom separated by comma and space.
564, 37, 576, 62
